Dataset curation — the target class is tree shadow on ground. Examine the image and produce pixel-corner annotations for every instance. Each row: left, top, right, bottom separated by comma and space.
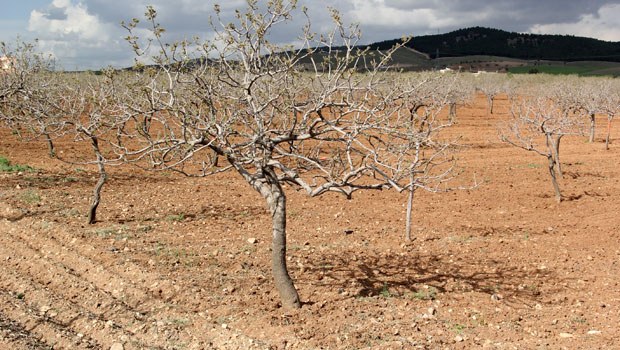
302, 249, 567, 308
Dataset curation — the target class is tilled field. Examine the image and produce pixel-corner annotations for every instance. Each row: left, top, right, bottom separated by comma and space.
1, 95, 619, 349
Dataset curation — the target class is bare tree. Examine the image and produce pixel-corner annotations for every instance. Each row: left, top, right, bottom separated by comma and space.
0, 41, 62, 157
475, 72, 509, 115
116, 1, 453, 308
570, 77, 606, 144
593, 78, 619, 150
0, 42, 127, 224
53, 71, 128, 224
388, 72, 473, 241
500, 94, 583, 202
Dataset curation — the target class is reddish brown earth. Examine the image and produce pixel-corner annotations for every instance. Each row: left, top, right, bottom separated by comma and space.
1, 95, 619, 349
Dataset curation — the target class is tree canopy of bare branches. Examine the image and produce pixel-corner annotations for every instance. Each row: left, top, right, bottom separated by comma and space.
115, 1, 467, 308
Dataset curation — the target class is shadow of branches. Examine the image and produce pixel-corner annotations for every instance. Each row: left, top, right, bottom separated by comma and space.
301, 249, 567, 308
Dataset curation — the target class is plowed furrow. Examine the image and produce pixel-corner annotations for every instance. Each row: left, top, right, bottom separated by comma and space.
10, 221, 182, 306
0, 267, 150, 349
0, 288, 97, 349
0, 238, 170, 348
0, 309, 52, 350
1, 222, 204, 348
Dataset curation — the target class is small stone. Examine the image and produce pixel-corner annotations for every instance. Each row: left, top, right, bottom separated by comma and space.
110, 343, 124, 350
454, 335, 464, 342
40, 305, 51, 314
344, 229, 354, 235
427, 307, 436, 316
586, 255, 593, 261
535, 303, 543, 310
587, 330, 602, 335
559, 332, 574, 338
491, 293, 502, 301
247, 238, 257, 244
221, 323, 228, 329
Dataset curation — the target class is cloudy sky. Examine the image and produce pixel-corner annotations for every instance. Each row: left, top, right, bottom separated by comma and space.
1, 0, 620, 70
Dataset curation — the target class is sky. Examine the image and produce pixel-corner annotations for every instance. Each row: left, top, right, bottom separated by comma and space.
1, 0, 620, 70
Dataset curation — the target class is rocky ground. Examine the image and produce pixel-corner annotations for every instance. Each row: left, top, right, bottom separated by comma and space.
1, 95, 619, 349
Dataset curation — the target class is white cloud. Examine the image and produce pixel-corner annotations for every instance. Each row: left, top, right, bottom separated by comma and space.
27, 0, 127, 69
529, 3, 620, 42
29, 1, 111, 42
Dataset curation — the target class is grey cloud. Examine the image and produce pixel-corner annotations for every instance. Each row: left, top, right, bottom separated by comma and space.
380, 0, 614, 31
40, 4, 68, 21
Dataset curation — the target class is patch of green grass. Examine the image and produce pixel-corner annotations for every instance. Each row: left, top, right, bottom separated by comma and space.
380, 283, 393, 298
452, 323, 467, 334
522, 230, 531, 241
94, 227, 118, 237
137, 225, 153, 233
60, 208, 81, 218
0, 156, 34, 173
93, 225, 131, 240
571, 316, 587, 324
411, 287, 437, 300
166, 213, 185, 222
509, 62, 620, 77
152, 242, 197, 266
20, 190, 41, 204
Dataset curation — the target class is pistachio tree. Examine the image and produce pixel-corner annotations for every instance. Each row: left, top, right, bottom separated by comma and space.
500, 90, 583, 202
117, 1, 458, 308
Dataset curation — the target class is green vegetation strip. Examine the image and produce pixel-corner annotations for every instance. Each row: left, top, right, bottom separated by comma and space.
0, 156, 34, 173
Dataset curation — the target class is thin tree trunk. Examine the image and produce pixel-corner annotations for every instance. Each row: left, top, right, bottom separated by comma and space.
547, 154, 561, 203
405, 184, 415, 242
545, 134, 561, 203
487, 96, 494, 115
264, 169, 301, 309
606, 118, 612, 150
449, 102, 457, 122
44, 133, 56, 158
88, 137, 107, 224
589, 113, 596, 143
553, 135, 563, 178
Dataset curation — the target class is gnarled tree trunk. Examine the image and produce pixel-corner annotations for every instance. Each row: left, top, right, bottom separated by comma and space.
265, 178, 301, 309
547, 154, 561, 203
553, 135, 563, 178
545, 134, 562, 203
88, 136, 107, 224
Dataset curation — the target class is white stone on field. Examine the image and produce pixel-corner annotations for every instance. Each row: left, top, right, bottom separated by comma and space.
110, 343, 124, 350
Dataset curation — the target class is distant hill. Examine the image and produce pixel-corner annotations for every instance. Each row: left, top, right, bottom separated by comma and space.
368, 27, 620, 62
120, 27, 620, 76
